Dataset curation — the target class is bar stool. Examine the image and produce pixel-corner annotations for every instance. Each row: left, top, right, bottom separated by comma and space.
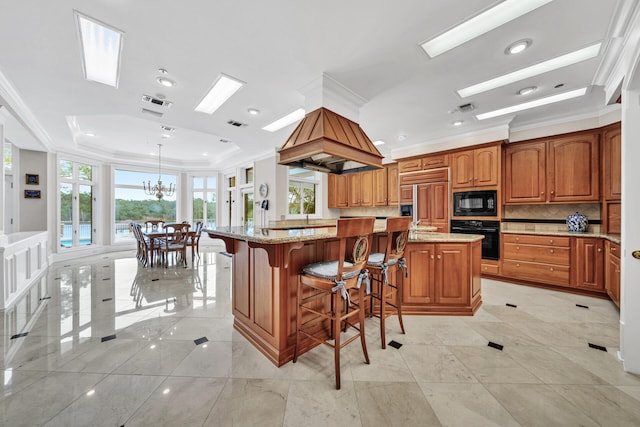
366, 216, 411, 349
293, 217, 375, 389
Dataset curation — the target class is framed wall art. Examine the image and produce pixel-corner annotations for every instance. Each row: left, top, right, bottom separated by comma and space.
24, 190, 41, 199
26, 174, 39, 185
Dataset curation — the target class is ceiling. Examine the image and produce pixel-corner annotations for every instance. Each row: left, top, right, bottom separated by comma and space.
0, 0, 630, 171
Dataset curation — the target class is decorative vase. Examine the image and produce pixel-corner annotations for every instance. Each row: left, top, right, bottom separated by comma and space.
566, 212, 588, 232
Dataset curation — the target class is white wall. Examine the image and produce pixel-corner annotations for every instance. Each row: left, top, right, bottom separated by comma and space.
19, 149, 47, 231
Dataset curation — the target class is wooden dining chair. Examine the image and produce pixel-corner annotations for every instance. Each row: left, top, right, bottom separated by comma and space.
144, 219, 165, 233
132, 223, 153, 267
158, 223, 190, 267
186, 221, 203, 261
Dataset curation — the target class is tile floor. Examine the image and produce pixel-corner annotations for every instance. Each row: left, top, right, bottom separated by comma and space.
2, 245, 640, 426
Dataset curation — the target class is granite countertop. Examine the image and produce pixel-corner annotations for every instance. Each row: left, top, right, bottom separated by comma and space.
501, 229, 621, 244
205, 226, 484, 245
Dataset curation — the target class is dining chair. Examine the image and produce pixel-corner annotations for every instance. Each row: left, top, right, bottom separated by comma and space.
132, 223, 153, 267
144, 219, 165, 233
186, 221, 203, 261
158, 223, 190, 267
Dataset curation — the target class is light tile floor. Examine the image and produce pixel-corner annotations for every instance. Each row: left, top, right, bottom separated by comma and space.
2, 245, 639, 426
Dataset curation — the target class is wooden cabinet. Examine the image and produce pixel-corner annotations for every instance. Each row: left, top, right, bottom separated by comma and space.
327, 174, 348, 208
402, 240, 481, 314
605, 240, 621, 307
348, 170, 373, 207
573, 237, 604, 291
504, 131, 600, 203
374, 167, 388, 206
416, 182, 449, 232
398, 153, 449, 173
399, 185, 413, 204
602, 123, 621, 201
387, 164, 399, 206
451, 145, 500, 189
502, 234, 571, 286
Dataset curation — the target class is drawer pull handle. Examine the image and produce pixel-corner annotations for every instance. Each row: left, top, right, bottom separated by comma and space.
550, 267, 554, 272
515, 238, 520, 242
549, 240, 554, 244
516, 246, 520, 250
437, 255, 441, 259
516, 263, 520, 267
550, 249, 554, 254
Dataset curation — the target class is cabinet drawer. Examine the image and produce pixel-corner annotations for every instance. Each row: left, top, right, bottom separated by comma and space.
481, 263, 500, 275
422, 154, 449, 169
502, 234, 570, 247
399, 168, 448, 184
398, 159, 422, 173
502, 259, 570, 285
503, 243, 570, 265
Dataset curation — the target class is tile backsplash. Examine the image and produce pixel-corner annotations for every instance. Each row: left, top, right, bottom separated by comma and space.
504, 203, 601, 220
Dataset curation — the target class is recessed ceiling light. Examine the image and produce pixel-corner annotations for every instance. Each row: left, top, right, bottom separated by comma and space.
195, 74, 245, 115
373, 140, 385, 146
452, 120, 464, 126
458, 43, 601, 98
505, 39, 532, 55
84, 131, 96, 137
220, 138, 231, 143
262, 108, 305, 132
161, 133, 171, 139
555, 83, 565, 88
517, 86, 537, 96
419, 0, 553, 58
74, 12, 123, 87
160, 125, 175, 132
475, 87, 588, 120
156, 77, 176, 88
158, 68, 168, 74
203, 152, 208, 156
247, 108, 260, 115
398, 134, 407, 142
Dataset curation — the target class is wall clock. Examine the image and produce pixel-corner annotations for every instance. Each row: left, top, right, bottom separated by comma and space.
259, 183, 269, 198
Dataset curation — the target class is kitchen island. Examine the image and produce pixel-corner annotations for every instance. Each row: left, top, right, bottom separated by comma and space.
205, 224, 483, 366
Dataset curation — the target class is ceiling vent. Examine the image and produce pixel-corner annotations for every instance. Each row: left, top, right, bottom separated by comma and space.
160, 125, 175, 132
220, 138, 231, 143
457, 103, 475, 113
227, 120, 248, 128
141, 108, 164, 118
142, 95, 173, 108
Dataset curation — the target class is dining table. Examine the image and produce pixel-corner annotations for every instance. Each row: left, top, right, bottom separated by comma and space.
142, 223, 194, 267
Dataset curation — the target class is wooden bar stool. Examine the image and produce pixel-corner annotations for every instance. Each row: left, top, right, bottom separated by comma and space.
293, 217, 375, 389
366, 216, 411, 348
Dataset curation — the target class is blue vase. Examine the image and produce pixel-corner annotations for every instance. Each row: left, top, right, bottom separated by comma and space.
566, 212, 588, 232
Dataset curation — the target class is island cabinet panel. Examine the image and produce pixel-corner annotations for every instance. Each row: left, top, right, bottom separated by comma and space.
435, 244, 469, 305
403, 243, 436, 304
233, 240, 251, 319
253, 247, 276, 335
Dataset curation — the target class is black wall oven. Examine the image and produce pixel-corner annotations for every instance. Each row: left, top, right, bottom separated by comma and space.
450, 220, 500, 260
453, 190, 497, 217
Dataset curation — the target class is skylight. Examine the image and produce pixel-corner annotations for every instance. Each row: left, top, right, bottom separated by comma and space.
420, 0, 554, 58
458, 44, 601, 98
75, 12, 123, 87
194, 74, 245, 114
262, 108, 306, 132
475, 87, 588, 120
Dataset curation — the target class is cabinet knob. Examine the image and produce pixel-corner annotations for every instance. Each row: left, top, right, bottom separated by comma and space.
516, 263, 520, 267
430, 255, 434, 259
541, 191, 545, 195
549, 239, 554, 244
437, 254, 442, 259
550, 249, 554, 254
598, 248, 602, 253
550, 267, 554, 272
515, 237, 520, 242
469, 178, 473, 182
516, 246, 520, 250
550, 191, 555, 195
474, 177, 478, 181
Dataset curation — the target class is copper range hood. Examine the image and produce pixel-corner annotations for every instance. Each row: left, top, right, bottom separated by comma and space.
278, 107, 383, 174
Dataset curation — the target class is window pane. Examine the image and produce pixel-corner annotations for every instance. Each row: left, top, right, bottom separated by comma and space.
244, 192, 254, 227
60, 160, 73, 178
60, 183, 73, 247
207, 191, 217, 228
114, 184, 176, 243
288, 183, 301, 214
289, 168, 315, 180
193, 191, 204, 223
79, 185, 92, 245
193, 177, 204, 189
4, 143, 12, 171
302, 183, 316, 214
207, 177, 216, 189
78, 164, 92, 181
246, 167, 253, 183
228, 176, 236, 187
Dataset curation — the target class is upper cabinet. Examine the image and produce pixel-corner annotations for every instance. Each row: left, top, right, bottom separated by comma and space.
602, 122, 621, 201
373, 167, 388, 206
327, 174, 348, 208
504, 131, 600, 203
328, 165, 398, 208
387, 164, 399, 206
348, 170, 373, 207
399, 153, 449, 173
451, 145, 500, 189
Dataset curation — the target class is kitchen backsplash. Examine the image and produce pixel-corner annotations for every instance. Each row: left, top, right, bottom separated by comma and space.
504, 203, 601, 220
339, 206, 399, 218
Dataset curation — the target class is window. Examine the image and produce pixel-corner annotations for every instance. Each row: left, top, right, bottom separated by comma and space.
114, 169, 176, 242
245, 167, 253, 184
288, 168, 318, 215
192, 176, 217, 228
4, 143, 12, 172
59, 160, 95, 248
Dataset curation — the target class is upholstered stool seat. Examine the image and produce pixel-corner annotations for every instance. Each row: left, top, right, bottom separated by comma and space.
293, 217, 375, 390
366, 216, 411, 349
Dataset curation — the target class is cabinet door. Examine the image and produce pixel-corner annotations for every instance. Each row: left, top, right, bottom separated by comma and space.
548, 133, 600, 202
435, 244, 469, 304
387, 164, 399, 206
398, 158, 421, 173
574, 238, 604, 291
603, 123, 621, 201
451, 150, 474, 189
403, 244, 435, 304
399, 185, 413, 204
374, 168, 388, 206
348, 173, 362, 206
474, 146, 499, 187
328, 174, 349, 208
416, 184, 432, 223
504, 141, 546, 203
605, 241, 621, 307
431, 182, 449, 224
327, 174, 337, 208
360, 171, 374, 207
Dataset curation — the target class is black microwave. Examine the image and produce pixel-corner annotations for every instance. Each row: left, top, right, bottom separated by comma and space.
453, 190, 497, 216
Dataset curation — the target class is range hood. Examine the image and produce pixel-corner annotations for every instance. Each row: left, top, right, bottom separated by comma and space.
278, 107, 383, 174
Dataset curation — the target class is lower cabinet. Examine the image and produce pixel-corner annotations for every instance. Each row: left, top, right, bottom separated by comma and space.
402, 241, 481, 314
502, 234, 571, 286
605, 240, 621, 307
573, 237, 604, 291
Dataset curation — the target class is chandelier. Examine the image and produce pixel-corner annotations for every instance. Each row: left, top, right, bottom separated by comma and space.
143, 143, 175, 200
